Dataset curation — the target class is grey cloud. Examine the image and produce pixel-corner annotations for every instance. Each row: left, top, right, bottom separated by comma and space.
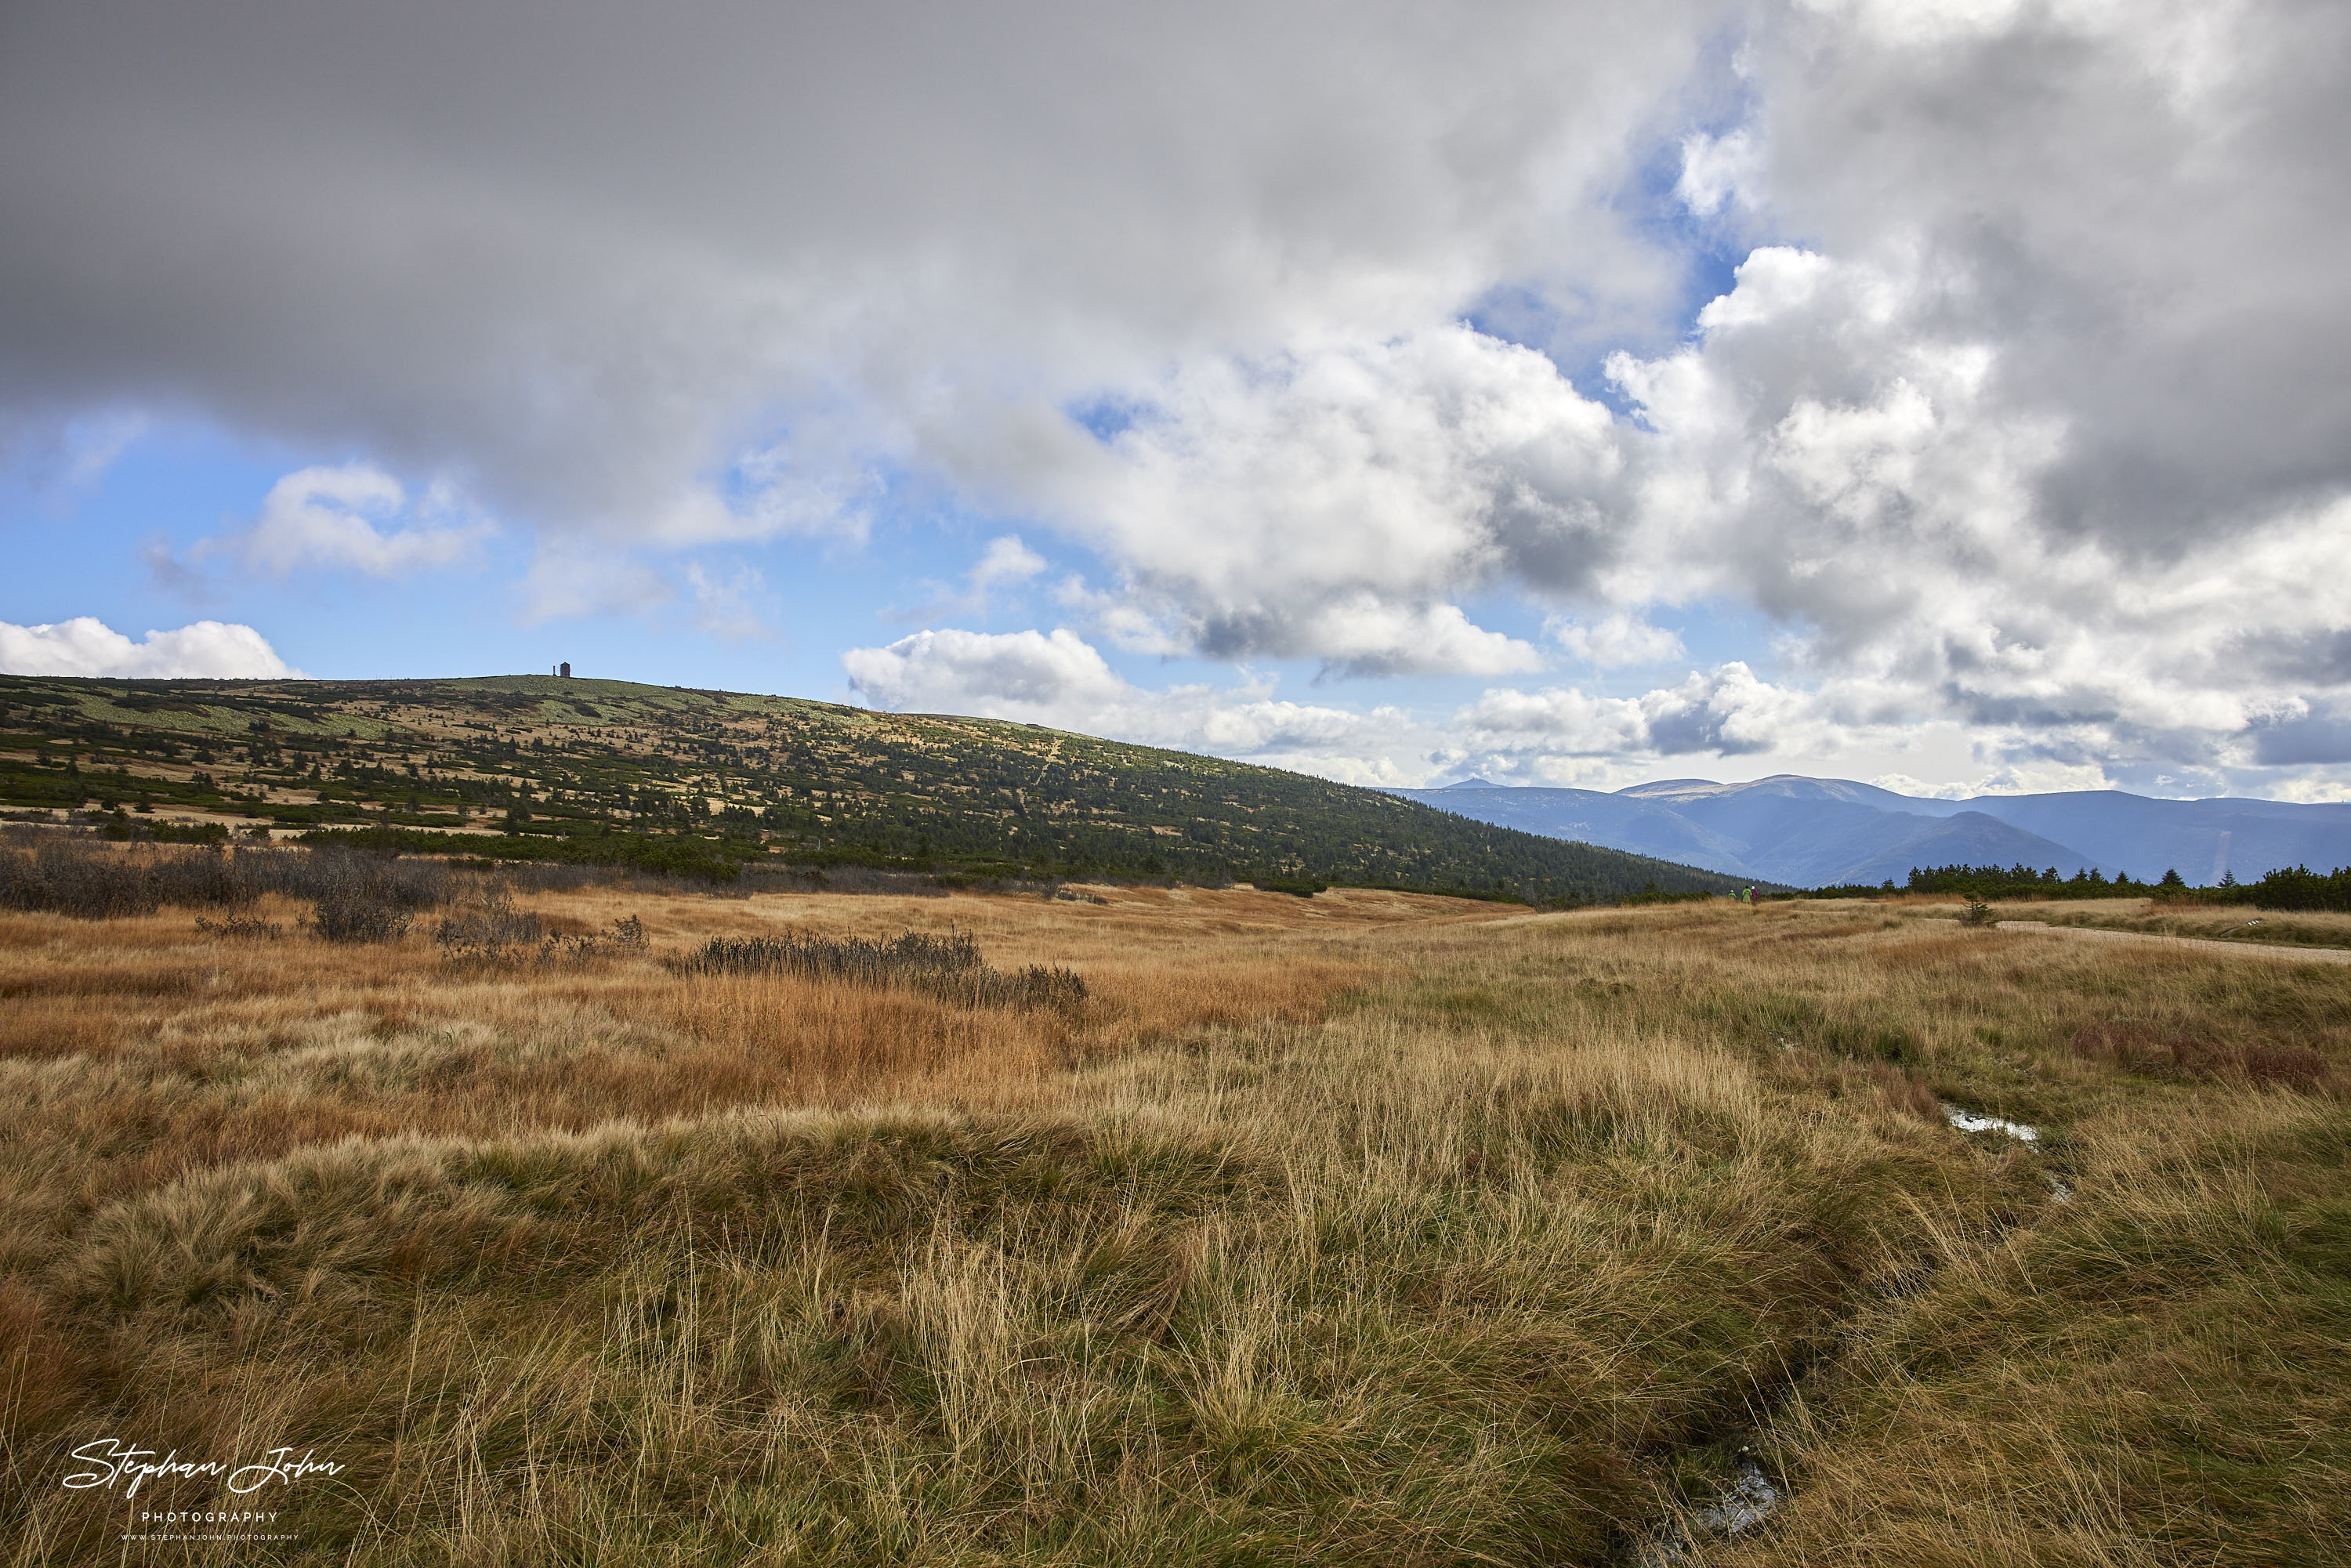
1938, 688, 2125, 733
1316, 656, 1422, 683
1748, 0, 2351, 551
1645, 704, 1770, 757
1483, 489, 1615, 595
2232, 628, 2351, 686
139, 536, 210, 602
2248, 708, 2351, 768
0, 0, 1719, 536
1190, 609, 1295, 665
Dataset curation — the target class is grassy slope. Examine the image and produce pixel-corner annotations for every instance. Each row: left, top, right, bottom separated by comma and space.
0, 673, 1750, 903
2, 869, 2345, 1564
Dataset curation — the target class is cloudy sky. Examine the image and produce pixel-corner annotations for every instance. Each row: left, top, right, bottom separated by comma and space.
5, 0, 2347, 799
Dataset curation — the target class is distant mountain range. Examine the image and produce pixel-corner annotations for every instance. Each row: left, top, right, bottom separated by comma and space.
1385, 775, 2351, 889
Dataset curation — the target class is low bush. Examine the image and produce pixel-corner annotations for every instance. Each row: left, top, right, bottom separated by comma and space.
150, 846, 265, 907
435, 882, 650, 968
431, 881, 546, 956
0, 831, 461, 922
192, 913, 284, 940
672, 926, 1088, 1012
288, 844, 453, 911
0, 835, 165, 918
745, 864, 952, 897
298, 824, 756, 884
307, 896, 414, 943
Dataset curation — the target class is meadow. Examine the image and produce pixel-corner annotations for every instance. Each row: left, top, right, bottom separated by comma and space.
2, 841, 2346, 1565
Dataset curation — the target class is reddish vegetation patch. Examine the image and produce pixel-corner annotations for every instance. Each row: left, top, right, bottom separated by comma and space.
0, 1280, 81, 1454
1867, 1059, 1943, 1120
2067, 1023, 2331, 1091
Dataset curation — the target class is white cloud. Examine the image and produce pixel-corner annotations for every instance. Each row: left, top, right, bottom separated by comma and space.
1002, 326, 1609, 674
1286, 599, 1543, 679
518, 543, 674, 625
1675, 128, 1759, 218
1550, 610, 1683, 667
212, 464, 489, 578
1455, 662, 1822, 759
1868, 772, 1969, 800
1959, 759, 2119, 796
891, 534, 1054, 625
846, 628, 1122, 713
2269, 779, 2351, 806
0, 617, 299, 679
1555, 224, 2351, 790
0, 408, 148, 499
842, 625, 1404, 770
684, 562, 776, 643
1869, 761, 2118, 799
970, 534, 1046, 592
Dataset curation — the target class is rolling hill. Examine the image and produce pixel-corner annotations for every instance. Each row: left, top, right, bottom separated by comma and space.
0, 672, 1753, 904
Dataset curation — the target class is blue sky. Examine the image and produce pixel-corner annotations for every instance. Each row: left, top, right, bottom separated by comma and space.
5, 1, 2349, 802
3, 413, 1757, 739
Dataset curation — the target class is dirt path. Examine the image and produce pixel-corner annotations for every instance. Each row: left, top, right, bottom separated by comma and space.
1995, 920, 2351, 965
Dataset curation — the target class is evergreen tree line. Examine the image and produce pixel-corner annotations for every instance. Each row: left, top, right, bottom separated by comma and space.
1790, 860, 2351, 911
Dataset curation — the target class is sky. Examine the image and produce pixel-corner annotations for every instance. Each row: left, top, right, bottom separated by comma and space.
4, 0, 2349, 801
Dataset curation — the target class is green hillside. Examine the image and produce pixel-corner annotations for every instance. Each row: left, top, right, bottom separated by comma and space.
0, 672, 1753, 903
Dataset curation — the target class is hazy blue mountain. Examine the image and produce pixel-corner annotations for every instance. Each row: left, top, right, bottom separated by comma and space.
1629, 791, 2089, 887
1417, 784, 1768, 878
1401, 780, 2088, 886
1949, 791, 2351, 883
1391, 773, 2351, 888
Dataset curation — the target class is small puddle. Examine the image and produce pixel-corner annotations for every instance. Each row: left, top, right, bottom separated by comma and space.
1629, 1447, 1784, 1564
1943, 1104, 2038, 1142
1692, 1456, 1780, 1534
1944, 1103, 2071, 1200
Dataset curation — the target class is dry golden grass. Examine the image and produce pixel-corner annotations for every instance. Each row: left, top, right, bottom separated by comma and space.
2, 884, 2346, 1564
1969, 895, 2351, 951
